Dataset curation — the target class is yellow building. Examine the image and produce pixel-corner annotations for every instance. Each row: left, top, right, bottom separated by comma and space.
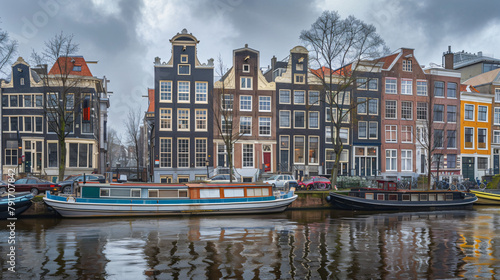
460, 85, 493, 182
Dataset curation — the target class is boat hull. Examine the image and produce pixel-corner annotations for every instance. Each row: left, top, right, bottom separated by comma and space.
327, 191, 477, 211
470, 190, 500, 205
0, 192, 34, 219
43, 193, 297, 218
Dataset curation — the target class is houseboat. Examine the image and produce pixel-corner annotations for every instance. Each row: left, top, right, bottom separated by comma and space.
43, 182, 297, 218
469, 190, 500, 205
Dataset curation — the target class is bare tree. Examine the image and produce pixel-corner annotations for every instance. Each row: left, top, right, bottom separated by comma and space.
32, 32, 89, 180
0, 23, 17, 75
301, 11, 388, 187
124, 106, 142, 180
212, 55, 248, 182
106, 128, 122, 169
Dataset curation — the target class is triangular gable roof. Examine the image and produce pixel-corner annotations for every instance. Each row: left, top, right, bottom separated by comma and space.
310, 65, 352, 79
48, 56, 93, 77
147, 88, 155, 112
463, 68, 500, 86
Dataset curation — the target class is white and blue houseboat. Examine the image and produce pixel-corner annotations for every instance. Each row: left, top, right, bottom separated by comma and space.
43, 182, 297, 218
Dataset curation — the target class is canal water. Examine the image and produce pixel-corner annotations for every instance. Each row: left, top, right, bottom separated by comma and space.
1, 207, 500, 279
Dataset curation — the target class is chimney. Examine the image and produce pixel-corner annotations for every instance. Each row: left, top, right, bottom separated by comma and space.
443, 45, 454, 69
478, 51, 483, 57
271, 55, 277, 71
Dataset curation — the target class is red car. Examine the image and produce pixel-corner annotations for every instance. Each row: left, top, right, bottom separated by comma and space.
298, 176, 331, 190
13, 177, 60, 195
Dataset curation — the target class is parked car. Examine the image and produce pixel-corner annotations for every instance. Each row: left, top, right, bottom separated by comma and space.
298, 176, 331, 190
204, 174, 238, 183
59, 174, 106, 194
128, 174, 140, 182
263, 174, 297, 189
12, 177, 60, 195
0, 180, 9, 194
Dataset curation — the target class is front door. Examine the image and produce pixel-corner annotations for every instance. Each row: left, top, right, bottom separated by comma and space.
280, 151, 289, 172
495, 155, 499, 175
462, 157, 475, 182
264, 152, 271, 172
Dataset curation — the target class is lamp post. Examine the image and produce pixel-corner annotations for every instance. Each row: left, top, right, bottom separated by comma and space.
206, 159, 209, 178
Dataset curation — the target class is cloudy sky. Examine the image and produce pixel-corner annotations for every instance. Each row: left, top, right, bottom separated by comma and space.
2, 0, 500, 136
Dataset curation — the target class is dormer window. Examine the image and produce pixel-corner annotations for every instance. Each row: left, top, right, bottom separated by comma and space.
73, 65, 82, 71
403, 60, 412, 72
181, 55, 188, 63
243, 64, 250, 73
296, 57, 304, 71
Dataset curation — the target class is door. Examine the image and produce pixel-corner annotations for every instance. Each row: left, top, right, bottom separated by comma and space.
495, 155, 499, 175
263, 152, 271, 172
462, 157, 475, 182
280, 151, 289, 172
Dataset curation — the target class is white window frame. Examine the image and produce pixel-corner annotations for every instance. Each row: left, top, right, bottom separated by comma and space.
358, 121, 367, 139
239, 95, 252, 111
159, 137, 172, 168
177, 138, 190, 168
195, 82, 208, 103
385, 78, 397, 94
195, 109, 207, 131
279, 110, 291, 128
294, 110, 306, 129
160, 80, 172, 102
385, 100, 397, 119
241, 77, 252, 90
177, 108, 190, 131
401, 150, 412, 171
401, 79, 413, 95
160, 108, 172, 131
494, 130, 500, 144
178, 64, 190, 75
242, 144, 254, 168
177, 81, 190, 103
259, 117, 271, 136
294, 90, 305, 105
417, 80, 427, 96
243, 64, 250, 73
401, 125, 413, 143
239, 116, 252, 136
386, 149, 397, 171
259, 96, 271, 112
308, 111, 319, 129
369, 121, 378, 139
464, 104, 474, 121
279, 89, 291, 104
401, 101, 413, 120
478, 105, 488, 122
478, 128, 488, 150
308, 136, 320, 165
464, 127, 474, 149
495, 88, 500, 103
385, 125, 397, 143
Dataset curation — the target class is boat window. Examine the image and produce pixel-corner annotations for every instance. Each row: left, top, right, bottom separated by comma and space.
131, 189, 141, 198
437, 194, 445, 201
377, 194, 385, 200
200, 189, 221, 198
445, 194, 453, 201
100, 188, 110, 197
262, 188, 269, 196
224, 188, 245, 197
388, 194, 398, 201
159, 190, 181, 198
420, 194, 428, 201
402, 194, 410, 201
179, 190, 188, 198
428, 194, 436, 201
247, 188, 269, 197
149, 190, 159, 198
365, 193, 374, 200
411, 194, 419, 201
110, 188, 131, 197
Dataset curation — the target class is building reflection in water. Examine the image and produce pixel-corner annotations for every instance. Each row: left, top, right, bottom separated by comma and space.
2, 208, 500, 279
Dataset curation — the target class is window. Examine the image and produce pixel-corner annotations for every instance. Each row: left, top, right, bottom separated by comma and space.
5, 149, 17, 166
294, 90, 305, 104
417, 80, 427, 96
403, 60, 412, 71
385, 125, 397, 143
243, 64, 250, 73
417, 102, 427, 120
10, 95, 18, 107
401, 125, 413, 143
357, 97, 367, 114
464, 104, 474, 120
434, 129, 444, 148
447, 130, 456, 148
495, 108, 500, 125
240, 116, 252, 135
496, 88, 500, 102
447, 154, 457, 168
309, 111, 319, 129
401, 79, 412, 95
279, 111, 290, 128
447, 82, 457, 98
294, 136, 305, 164
358, 121, 367, 139
259, 117, 271, 136
221, 117, 232, 135
478, 106, 488, 122
385, 78, 397, 94
401, 150, 412, 171
335, 91, 350, 105
368, 99, 378, 115
180, 55, 188, 63
357, 78, 367, 90
495, 131, 500, 144
160, 109, 172, 130
385, 100, 397, 119
368, 79, 378, 91
478, 158, 488, 170
401, 101, 413, 120
195, 109, 207, 131
369, 122, 378, 139
433, 104, 444, 122
221, 94, 233, 111
160, 81, 172, 102
279, 89, 290, 104
240, 95, 252, 111
465, 127, 474, 148
243, 144, 253, 167
386, 149, 397, 171
177, 109, 189, 131
241, 77, 252, 90
178, 81, 190, 102
48, 142, 58, 167
309, 91, 319, 105
195, 138, 207, 167
447, 105, 457, 122
178, 64, 190, 75
47, 93, 57, 108
259, 96, 271, 111
434, 81, 444, 97
72, 65, 81, 72
195, 82, 207, 103
20, 77, 25, 85
308, 136, 319, 164
24, 95, 31, 107
294, 111, 305, 128
478, 128, 487, 149
68, 142, 93, 168
294, 74, 305, 84
178, 138, 189, 167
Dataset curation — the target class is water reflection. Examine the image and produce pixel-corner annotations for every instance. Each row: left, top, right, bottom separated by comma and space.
1, 208, 500, 279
